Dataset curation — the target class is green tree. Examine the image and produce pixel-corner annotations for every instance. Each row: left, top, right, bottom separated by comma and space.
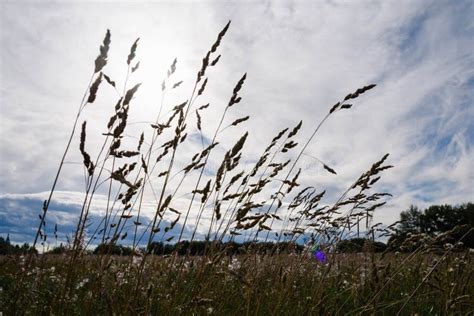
421, 203, 473, 234
399, 205, 423, 233
0, 235, 37, 255
389, 203, 473, 250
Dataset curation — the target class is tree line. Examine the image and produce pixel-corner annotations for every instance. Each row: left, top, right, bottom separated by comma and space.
388, 202, 473, 251
1, 202, 471, 255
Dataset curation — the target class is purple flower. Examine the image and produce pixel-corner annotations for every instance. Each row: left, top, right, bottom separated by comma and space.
314, 250, 327, 263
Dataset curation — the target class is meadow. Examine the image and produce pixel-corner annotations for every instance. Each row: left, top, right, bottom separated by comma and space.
1, 22, 472, 315
1, 251, 473, 314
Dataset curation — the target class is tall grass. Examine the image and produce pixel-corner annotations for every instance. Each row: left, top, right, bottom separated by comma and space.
2, 22, 472, 315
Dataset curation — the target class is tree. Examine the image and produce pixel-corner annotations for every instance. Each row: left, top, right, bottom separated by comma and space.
399, 205, 423, 234
46, 243, 69, 255
94, 243, 133, 256
336, 238, 387, 253
421, 203, 473, 234
0, 236, 37, 255
389, 203, 474, 250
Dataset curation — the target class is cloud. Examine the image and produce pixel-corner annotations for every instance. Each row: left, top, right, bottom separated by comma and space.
1, 1, 473, 243
0, 193, 198, 247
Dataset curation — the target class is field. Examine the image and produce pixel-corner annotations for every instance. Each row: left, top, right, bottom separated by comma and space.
2, 18, 473, 316
1, 251, 473, 315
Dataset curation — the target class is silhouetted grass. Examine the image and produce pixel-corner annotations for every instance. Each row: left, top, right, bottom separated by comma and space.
2, 22, 471, 315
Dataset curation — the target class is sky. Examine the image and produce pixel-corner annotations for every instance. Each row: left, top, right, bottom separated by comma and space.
0, 0, 473, 247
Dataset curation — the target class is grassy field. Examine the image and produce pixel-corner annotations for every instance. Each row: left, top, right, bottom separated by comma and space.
1, 251, 473, 315
3, 22, 472, 315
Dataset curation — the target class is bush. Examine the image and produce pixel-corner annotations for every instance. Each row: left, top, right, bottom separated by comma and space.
337, 238, 387, 253
93, 243, 133, 256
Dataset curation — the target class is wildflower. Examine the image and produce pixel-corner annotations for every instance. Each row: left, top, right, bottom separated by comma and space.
314, 250, 327, 263
444, 243, 453, 250
132, 255, 142, 266
76, 278, 89, 289
228, 258, 241, 271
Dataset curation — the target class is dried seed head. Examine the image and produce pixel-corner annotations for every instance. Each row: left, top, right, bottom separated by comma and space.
228, 73, 247, 107
323, 164, 337, 175
214, 202, 222, 221
329, 102, 340, 114
231, 116, 250, 126
137, 132, 144, 151
198, 103, 210, 110
198, 78, 208, 96
230, 132, 248, 158
196, 111, 202, 131
127, 38, 139, 65
141, 156, 148, 174
211, 20, 230, 53
94, 29, 111, 73
288, 120, 302, 138
172, 81, 183, 89
131, 61, 140, 73
123, 83, 141, 107
79, 121, 94, 176
167, 58, 177, 77
211, 54, 221, 66
102, 73, 116, 87
272, 127, 289, 143
344, 84, 377, 101
87, 73, 103, 103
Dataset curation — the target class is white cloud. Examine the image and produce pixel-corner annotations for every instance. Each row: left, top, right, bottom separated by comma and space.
1, 1, 472, 242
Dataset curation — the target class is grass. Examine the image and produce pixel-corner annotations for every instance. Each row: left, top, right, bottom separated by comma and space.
1, 252, 473, 314
2, 21, 472, 315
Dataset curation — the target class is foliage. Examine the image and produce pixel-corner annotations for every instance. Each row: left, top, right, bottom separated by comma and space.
45, 243, 69, 255
0, 236, 37, 255
336, 238, 387, 253
1, 252, 473, 314
388, 203, 474, 250
399, 205, 423, 233
93, 243, 134, 256
147, 241, 304, 256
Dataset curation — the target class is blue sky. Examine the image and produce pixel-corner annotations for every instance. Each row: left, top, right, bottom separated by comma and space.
0, 1, 473, 247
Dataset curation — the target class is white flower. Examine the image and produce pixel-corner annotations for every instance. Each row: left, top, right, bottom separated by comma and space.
76, 278, 89, 289
444, 243, 453, 250
228, 258, 241, 271
132, 255, 142, 266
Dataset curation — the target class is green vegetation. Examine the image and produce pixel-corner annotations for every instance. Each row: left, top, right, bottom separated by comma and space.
1, 251, 473, 314
0, 235, 37, 255
388, 203, 474, 251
